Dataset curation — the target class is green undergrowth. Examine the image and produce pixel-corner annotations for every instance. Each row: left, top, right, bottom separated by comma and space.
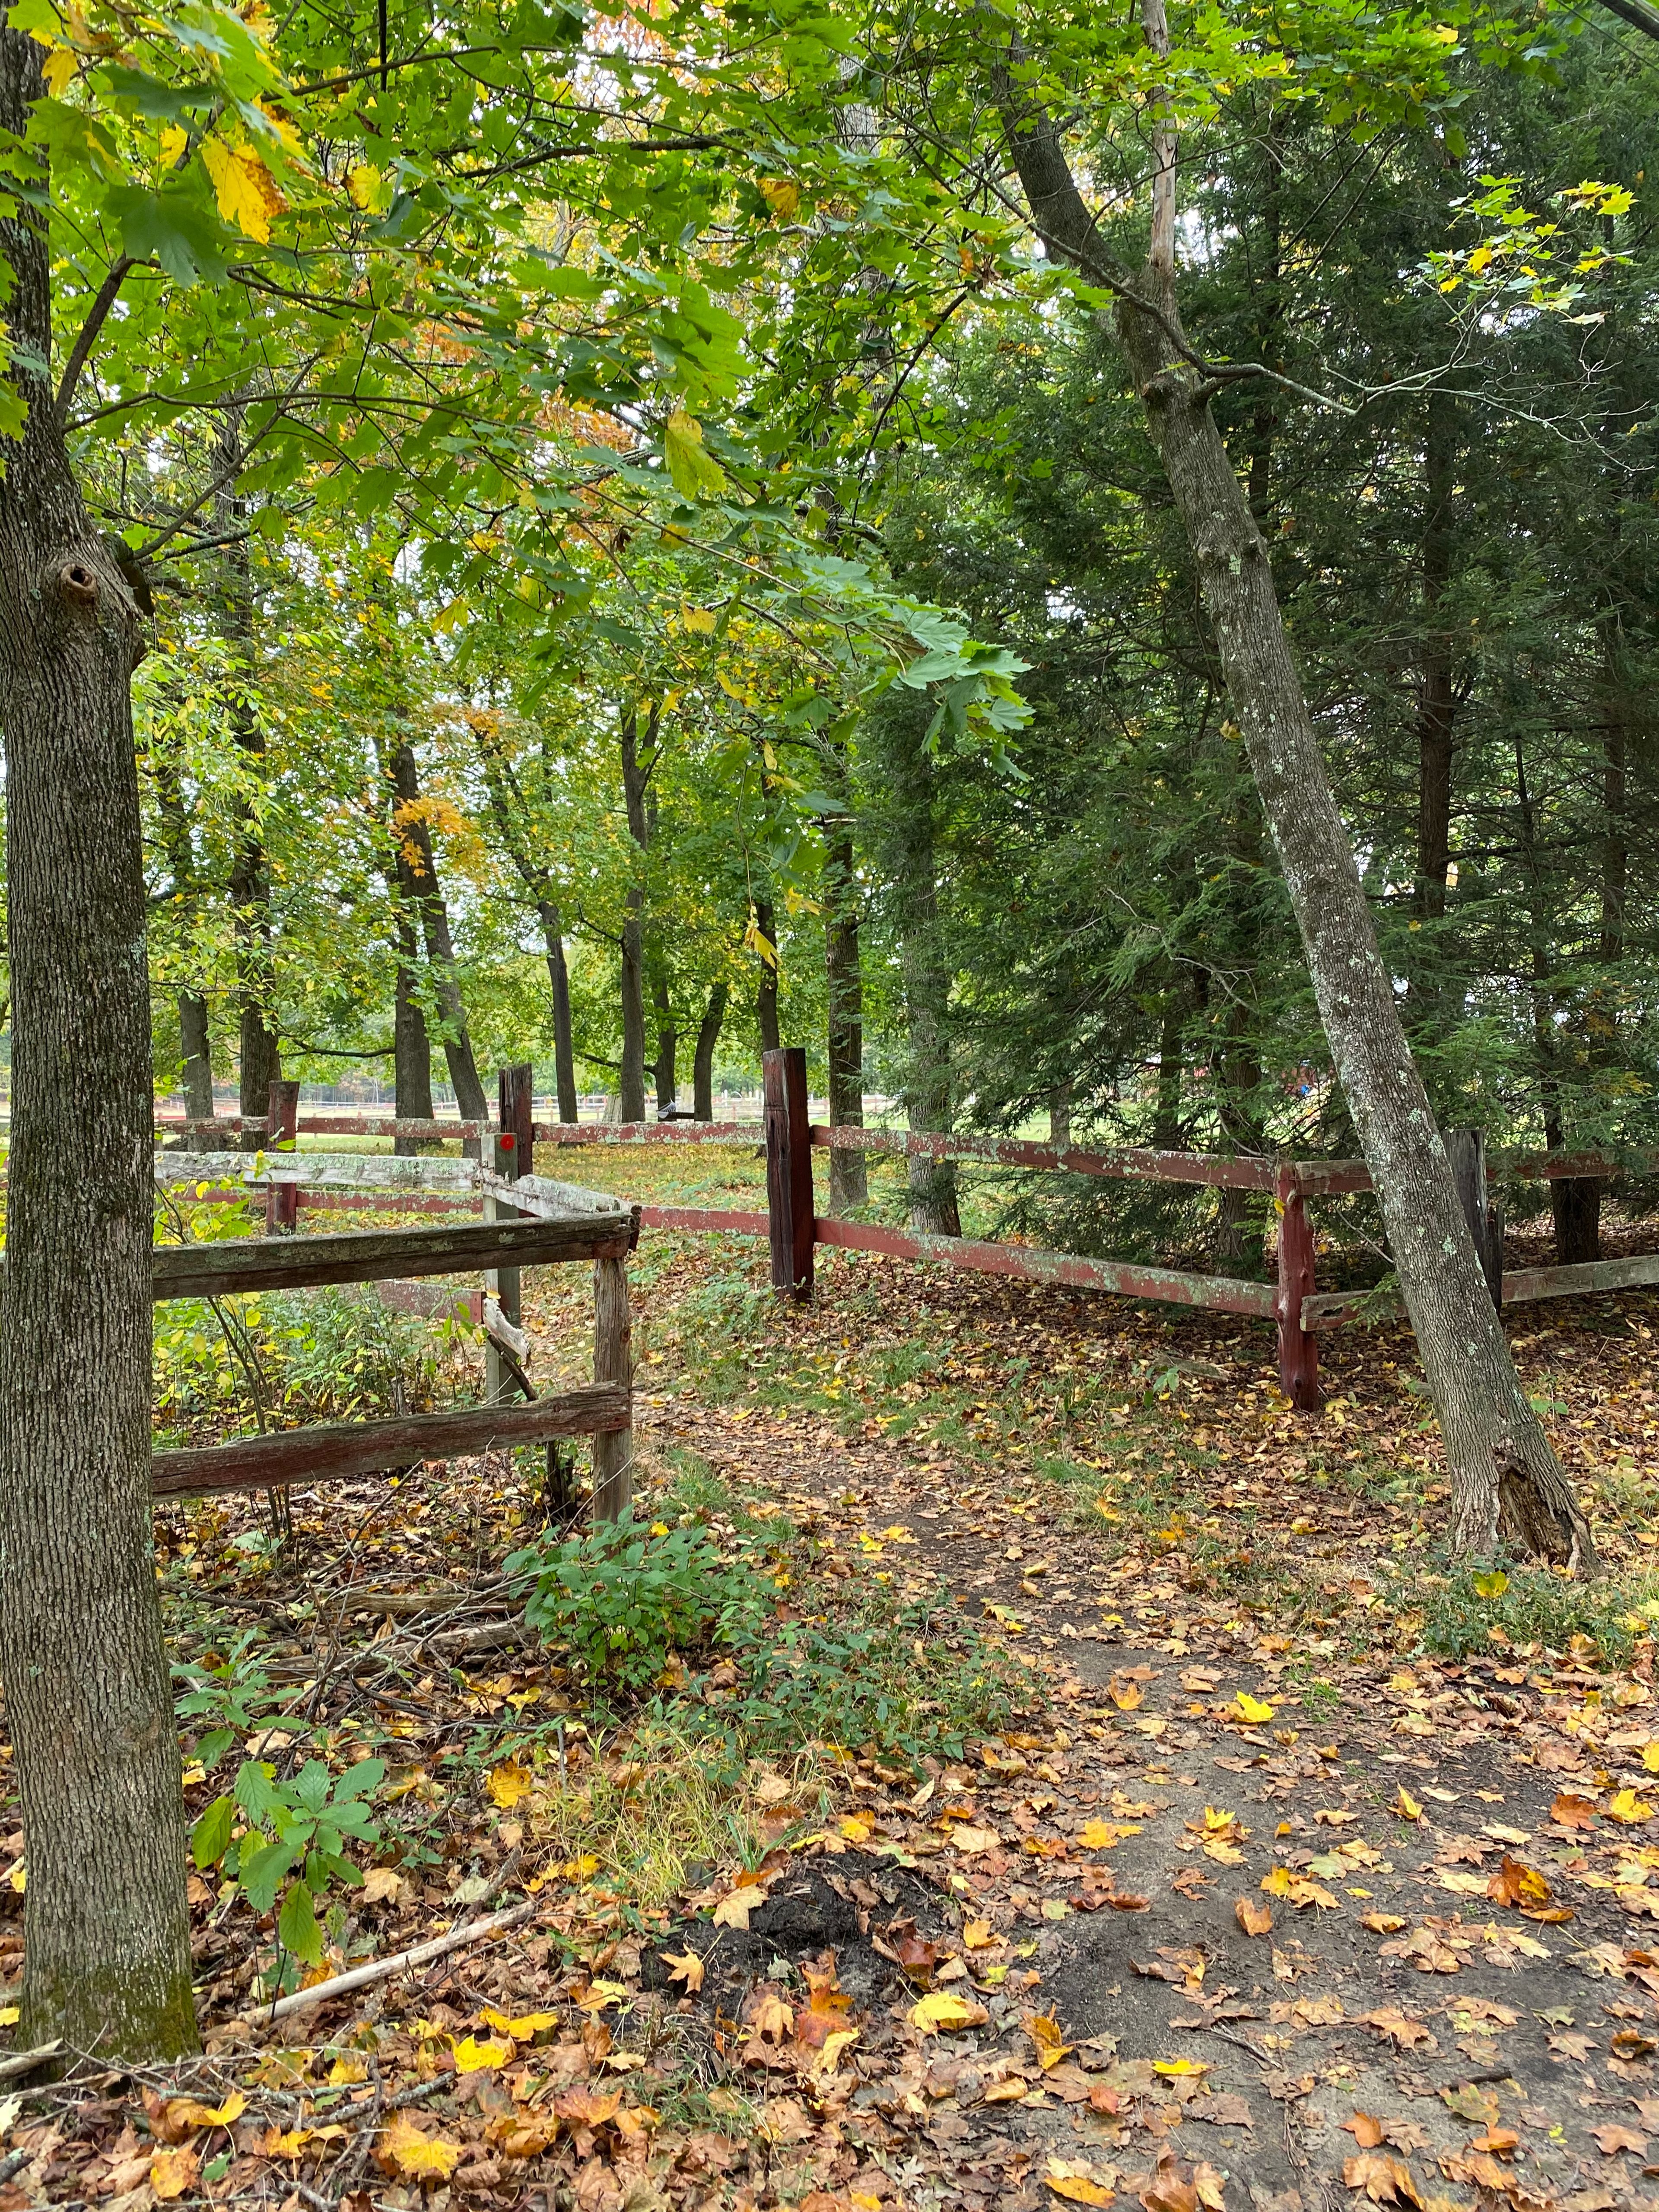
1400, 1550, 1656, 1666
506, 1457, 1039, 1769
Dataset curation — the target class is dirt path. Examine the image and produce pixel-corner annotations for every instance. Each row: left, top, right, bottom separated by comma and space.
647, 1395, 1659, 2212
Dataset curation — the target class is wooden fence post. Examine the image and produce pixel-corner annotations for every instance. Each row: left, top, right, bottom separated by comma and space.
266, 1080, 300, 1237
590, 1255, 633, 1522
1445, 1127, 1503, 1306
1275, 1167, 1322, 1409
763, 1045, 814, 1302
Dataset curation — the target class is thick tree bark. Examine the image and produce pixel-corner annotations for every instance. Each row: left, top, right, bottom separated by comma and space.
995, 64, 1591, 1566
384, 736, 487, 1130
1049, 1080, 1074, 1147
0, 26, 197, 2056
823, 798, 868, 1212
537, 900, 579, 1122
392, 915, 434, 1154
693, 980, 727, 1120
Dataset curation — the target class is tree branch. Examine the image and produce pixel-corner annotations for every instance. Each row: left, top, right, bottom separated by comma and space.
55, 256, 137, 423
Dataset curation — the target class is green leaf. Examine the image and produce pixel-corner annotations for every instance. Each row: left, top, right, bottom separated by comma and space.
191, 1793, 235, 1870
277, 1878, 324, 1965
663, 408, 727, 500
239, 1835, 298, 1913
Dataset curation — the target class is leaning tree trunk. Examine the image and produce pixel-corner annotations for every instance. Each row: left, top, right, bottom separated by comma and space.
996, 65, 1591, 1567
0, 26, 197, 2056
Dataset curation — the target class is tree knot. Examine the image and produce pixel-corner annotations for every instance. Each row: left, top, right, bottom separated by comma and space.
58, 563, 99, 609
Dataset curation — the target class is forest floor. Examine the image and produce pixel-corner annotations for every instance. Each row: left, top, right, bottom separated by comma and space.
6, 1144, 1659, 2212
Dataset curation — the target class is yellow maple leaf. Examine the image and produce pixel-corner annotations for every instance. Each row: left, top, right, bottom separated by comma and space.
481, 2004, 559, 2037
660, 1952, 705, 1994
1394, 1786, 1422, 1821
487, 1759, 532, 1809
1026, 2012, 1073, 2069
963, 1918, 999, 1949
375, 2115, 463, 2180
1611, 1788, 1655, 1824
165, 2089, 247, 2129
1644, 1743, 1659, 1773
451, 2033, 515, 2073
759, 176, 800, 218
149, 2147, 200, 2201
911, 1988, 982, 2032
200, 137, 283, 243
840, 1815, 873, 1842
159, 121, 187, 168
1233, 1692, 1275, 1724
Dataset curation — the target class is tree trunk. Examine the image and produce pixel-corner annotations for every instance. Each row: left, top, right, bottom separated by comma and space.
617, 706, 655, 1124
537, 900, 579, 1122
889, 719, 960, 1235
384, 736, 487, 1131
693, 981, 727, 1120
214, 408, 279, 1138
392, 916, 434, 1155
653, 973, 677, 1114
824, 800, 868, 1212
0, 26, 197, 2058
1049, 1080, 1074, 1147
153, 759, 214, 1119
754, 893, 782, 1054
1414, 388, 1458, 935
995, 71, 1591, 1567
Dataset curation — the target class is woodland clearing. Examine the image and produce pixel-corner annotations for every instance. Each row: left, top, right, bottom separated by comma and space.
5, 1146, 1659, 2212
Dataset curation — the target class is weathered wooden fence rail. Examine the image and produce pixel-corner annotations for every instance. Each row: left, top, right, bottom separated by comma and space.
151, 1050, 1658, 1419
150, 1065, 636, 1517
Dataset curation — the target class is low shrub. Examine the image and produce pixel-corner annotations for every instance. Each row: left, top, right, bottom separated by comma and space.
1413, 1553, 1638, 1665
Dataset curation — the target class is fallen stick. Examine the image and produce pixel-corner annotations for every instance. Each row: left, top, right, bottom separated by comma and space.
0, 2040, 63, 2083
242, 1899, 539, 2028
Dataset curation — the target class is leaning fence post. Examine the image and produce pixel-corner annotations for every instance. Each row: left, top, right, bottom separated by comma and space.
1445, 1127, 1502, 1306
590, 1250, 633, 1522
265, 1080, 300, 1237
1275, 1166, 1322, 1410
763, 1045, 814, 1302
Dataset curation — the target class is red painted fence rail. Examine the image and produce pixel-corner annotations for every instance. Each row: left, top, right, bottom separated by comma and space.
153, 1061, 1658, 1417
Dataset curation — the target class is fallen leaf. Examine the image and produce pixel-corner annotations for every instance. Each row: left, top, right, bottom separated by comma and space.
1610, 1789, 1654, 1825
1046, 2163, 1115, 2205
1235, 1897, 1272, 1938
1109, 1675, 1144, 1710
663, 1950, 706, 1993
963, 1918, 1000, 1949
149, 2147, 200, 2201
1592, 2124, 1648, 2155
713, 1888, 759, 1929
1487, 1856, 1552, 1910
163, 2091, 247, 2131
1080, 1818, 1141, 1850
1342, 2114, 1385, 2148
1552, 1792, 1599, 1830
1360, 1912, 1405, 1933
376, 2117, 464, 2180
487, 1759, 532, 1809
1342, 2150, 1423, 2206
1394, 1788, 1422, 1822
951, 1824, 1002, 1856
1233, 1693, 1275, 1724
1027, 2013, 1074, 2070
911, 1989, 988, 2032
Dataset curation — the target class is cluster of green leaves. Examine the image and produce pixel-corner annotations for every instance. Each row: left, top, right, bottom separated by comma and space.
1411, 1552, 1639, 1663
190, 1758, 385, 1974
507, 1514, 769, 1690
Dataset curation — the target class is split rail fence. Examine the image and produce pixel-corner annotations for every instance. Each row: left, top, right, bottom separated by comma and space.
153, 1068, 638, 1516
154, 1050, 1659, 1419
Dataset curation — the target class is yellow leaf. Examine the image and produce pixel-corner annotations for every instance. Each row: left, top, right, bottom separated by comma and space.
1394, 1787, 1423, 1821
712, 1888, 758, 1929
200, 137, 283, 243
840, 1815, 873, 1842
963, 1919, 999, 1949
1611, 1789, 1655, 1824
451, 2033, 515, 2073
680, 604, 718, 634
1153, 2057, 1208, 2076
1471, 1570, 1509, 1599
347, 162, 382, 208
1047, 2174, 1116, 2206
166, 2090, 247, 2128
1026, 2012, 1073, 2069
815, 2028, 860, 2074
7, 1865, 22, 1894
911, 1988, 985, 2032
481, 2005, 559, 2037
42, 44, 76, 94
661, 1951, 706, 1993
1078, 1818, 1139, 1850
375, 2115, 463, 2181
1261, 1867, 1294, 1896
487, 1759, 532, 1809
150, 2147, 200, 2200
664, 407, 726, 501
1644, 1744, 1659, 1773
0, 2006, 17, 2027
1233, 1693, 1276, 1724
327, 2056, 368, 2086
759, 176, 801, 217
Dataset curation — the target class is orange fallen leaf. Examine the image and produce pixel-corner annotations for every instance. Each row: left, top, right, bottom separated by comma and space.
149, 2147, 200, 2202
1341, 2114, 1385, 2148
663, 1948, 706, 1993
1234, 1897, 1272, 1938
1551, 1792, 1599, 1830
1026, 2012, 1074, 2070
1592, 2123, 1648, 2156
1342, 2149, 1423, 2205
